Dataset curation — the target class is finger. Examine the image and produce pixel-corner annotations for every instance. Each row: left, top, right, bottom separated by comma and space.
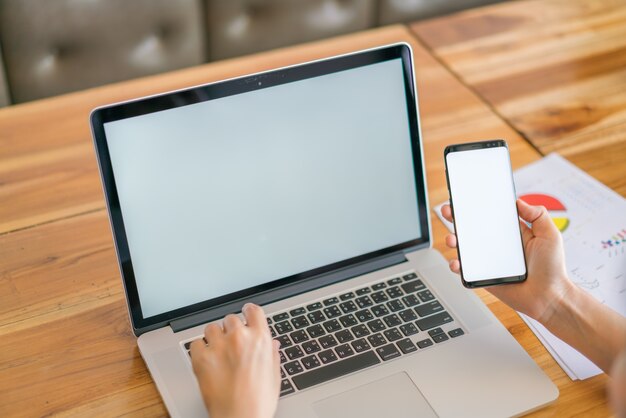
449, 259, 461, 274
242, 303, 268, 331
223, 314, 244, 333
445, 233, 457, 248
441, 204, 454, 223
516, 199, 558, 238
204, 322, 223, 346
189, 339, 207, 371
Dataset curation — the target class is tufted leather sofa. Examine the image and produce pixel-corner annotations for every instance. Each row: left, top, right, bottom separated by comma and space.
0, 0, 507, 106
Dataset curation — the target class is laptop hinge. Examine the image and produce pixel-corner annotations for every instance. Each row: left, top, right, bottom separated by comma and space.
169, 251, 408, 333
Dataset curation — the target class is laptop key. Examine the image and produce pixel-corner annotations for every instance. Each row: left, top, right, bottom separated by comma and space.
273, 313, 289, 322
402, 272, 418, 281
285, 360, 304, 375
275, 320, 293, 334
396, 338, 417, 354
281, 367, 286, 378
428, 327, 444, 337
269, 326, 277, 338
401, 294, 420, 307
280, 379, 295, 396
399, 323, 419, 336
383, 328, 402, 342
415, 301, 444, 318
280, 351, 287, 363
319, 334, 338, 349
335, 343, 354, 358
417, 339, 434, 349
355, 287, 371, 296
323, 306, 342, 319
366, 319, 386, 332
301, 354, 321, 370
306, 302, 323, 311
370, 291, 388, 304
386, 286, 403, 299
415, 311, 453, 331
376, 343, 401, 361
323, 319, 342, 333
383, 314, 402, 328
306, 324, 325, 338
335, 329, 354, 343
417, 289, 435, 302
323, 297, 339, 306
339, 292, 355, 301
339, 314, 358, 328
367, 333, 387, 347
307, 310, 326, 324
290, 330, 309, 344
291, 351, 380, 390
449, 328, 465, 338
276, 335, 292, 348
291, 315, 310, 329
351, 324, 370, 338
290, 307, 306, 317
355, 309, 373, 322
302, 340, 321, 354
339, 300, 358, 313
351, 338, 371, 353
433, 333, 450, 343
318, 349, 338, 364
400, 322, 419, 337
387, 277, 402, 286
285, 346, 304, 360
372, 282, 387, 290
371, 305, 389, 317
267, 317, 273, 325
355, 295, 374, 308
399, 309, 417, 322
400, 280, 425, 294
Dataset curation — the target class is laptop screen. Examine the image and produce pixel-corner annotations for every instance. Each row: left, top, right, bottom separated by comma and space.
93, 44, 429, 331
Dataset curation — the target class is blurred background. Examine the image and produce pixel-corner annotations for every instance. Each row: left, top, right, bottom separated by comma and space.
0, 0, 509, 107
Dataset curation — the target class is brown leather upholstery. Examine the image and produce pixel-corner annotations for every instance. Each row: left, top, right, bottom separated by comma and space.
207, 0, 375, 60
0, 0, 206, 103
379, 0, 504, 24
0, 0, 509, 106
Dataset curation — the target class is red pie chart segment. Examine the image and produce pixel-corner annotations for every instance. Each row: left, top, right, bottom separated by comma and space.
519, 193, 569, 232
518, 193, 566, 211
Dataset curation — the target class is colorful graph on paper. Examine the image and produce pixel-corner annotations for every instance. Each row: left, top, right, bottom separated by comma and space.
518, 193, 569, 232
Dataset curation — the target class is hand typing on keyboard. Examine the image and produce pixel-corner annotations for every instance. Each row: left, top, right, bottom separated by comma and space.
190, 303, 280, 418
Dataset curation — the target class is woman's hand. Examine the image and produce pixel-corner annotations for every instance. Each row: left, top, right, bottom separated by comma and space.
190, 303, 281, 418
442, 199, 575, 324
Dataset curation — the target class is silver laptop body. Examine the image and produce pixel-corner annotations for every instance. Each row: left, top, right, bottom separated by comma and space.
91, 43, 558, 418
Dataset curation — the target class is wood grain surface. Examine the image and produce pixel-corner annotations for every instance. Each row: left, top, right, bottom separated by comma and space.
0, 23, 611, 417
412, 0, 626, 197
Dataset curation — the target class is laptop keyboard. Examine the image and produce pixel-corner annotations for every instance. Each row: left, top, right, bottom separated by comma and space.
182, 271, 465, 397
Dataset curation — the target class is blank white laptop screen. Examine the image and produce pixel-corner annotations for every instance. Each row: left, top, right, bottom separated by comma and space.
104, 58, 421, 318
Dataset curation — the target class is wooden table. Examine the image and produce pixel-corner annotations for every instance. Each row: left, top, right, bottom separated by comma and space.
412, 0, 626, 197
0, 6, 617, 416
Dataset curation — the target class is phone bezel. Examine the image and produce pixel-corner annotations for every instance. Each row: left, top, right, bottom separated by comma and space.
443, 139, 527, 288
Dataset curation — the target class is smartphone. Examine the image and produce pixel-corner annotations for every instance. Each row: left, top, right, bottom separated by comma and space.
444, 140, 527, 288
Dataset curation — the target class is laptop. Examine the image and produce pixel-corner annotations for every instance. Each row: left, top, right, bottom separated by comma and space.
90, 43, 558, 417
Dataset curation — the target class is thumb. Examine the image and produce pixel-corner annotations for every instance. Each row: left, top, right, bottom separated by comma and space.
516, 199, 559, 238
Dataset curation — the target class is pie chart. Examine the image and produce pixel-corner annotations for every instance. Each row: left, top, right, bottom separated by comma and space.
519, 193, 569, 232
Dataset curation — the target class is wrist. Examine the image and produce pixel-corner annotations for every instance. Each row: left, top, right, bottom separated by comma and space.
536, 275, 579, 329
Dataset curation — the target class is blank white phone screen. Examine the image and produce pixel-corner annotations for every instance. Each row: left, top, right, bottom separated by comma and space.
446, 147, 525, 282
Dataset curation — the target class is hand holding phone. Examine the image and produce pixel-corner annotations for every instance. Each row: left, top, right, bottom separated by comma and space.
444, 140, 527, 288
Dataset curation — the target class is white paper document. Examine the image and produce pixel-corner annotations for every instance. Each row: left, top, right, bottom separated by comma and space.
434, 153, 626, 380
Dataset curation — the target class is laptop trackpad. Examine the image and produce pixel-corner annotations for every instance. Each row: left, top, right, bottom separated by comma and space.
312, 372, 438, 418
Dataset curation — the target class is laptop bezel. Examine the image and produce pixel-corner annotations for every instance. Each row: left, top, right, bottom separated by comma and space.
90, 43, 430, 334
